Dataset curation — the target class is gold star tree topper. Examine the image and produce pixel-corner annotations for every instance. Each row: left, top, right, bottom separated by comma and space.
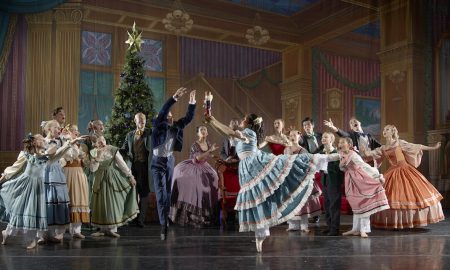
125, 22, 144, 52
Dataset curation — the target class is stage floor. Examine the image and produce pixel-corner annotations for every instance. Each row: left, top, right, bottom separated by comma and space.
1, 214, 449, 270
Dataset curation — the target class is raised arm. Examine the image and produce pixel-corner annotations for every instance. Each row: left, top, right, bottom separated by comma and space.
174, 90, 197, 129
323, 118, 339, 133
206, 115, 236, 137
420, 142, 441, 151
154, 87, 187, 124
324, 118, 350, 137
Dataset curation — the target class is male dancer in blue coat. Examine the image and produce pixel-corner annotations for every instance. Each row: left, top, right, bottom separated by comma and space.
151, 87, 196, 240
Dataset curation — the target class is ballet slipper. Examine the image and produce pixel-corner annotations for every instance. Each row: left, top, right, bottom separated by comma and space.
342, 230, 357, 236
37, 237, 46, 245
1, 230, 8, 245
91, 232, 105, 237
360, 232, 369, 238
26, 239, 37, 249
72, 233, 85, 239
104, 231, 120, 238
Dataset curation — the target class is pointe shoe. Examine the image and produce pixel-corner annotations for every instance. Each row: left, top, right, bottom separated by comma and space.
342, 230, 357, 236
286, 227, 300, 232
301, 228, 310, 233
105, 231, 120, 238
72, 233, 86, 239
360, 232, 369, 238
26, 240, 37, 249
1, 230, 8, 245
255, 237, 265, 253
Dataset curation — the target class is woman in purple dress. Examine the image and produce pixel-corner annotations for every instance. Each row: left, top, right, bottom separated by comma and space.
169, 126, 219, 227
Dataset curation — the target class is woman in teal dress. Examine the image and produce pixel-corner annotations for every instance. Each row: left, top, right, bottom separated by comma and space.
206, 114, 332, 252
89, 136, 139, 237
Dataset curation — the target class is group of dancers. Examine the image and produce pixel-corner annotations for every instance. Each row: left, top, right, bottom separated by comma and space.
0, 87, 444, 252
0, 109, 139, 249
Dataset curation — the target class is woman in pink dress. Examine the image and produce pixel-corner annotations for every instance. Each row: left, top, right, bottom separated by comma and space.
364, 125, 443, 229
338, 137, 390, 238
169, 125, 219, 227
284, 130, 322, 232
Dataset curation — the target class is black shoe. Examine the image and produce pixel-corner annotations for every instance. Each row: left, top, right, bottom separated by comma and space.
160, 225, 167, 241
321, 229, 330, 234
137, 221, 145, 228
327, 231, 339, 236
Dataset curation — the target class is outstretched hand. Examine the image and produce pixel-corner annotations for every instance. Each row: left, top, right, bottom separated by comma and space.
70, 135, 90, 145
209, 143, 218, 152
434, 142, 442, 149
205, 114, 215, 122
174, 87, 188, 99
323, 118, 337, 130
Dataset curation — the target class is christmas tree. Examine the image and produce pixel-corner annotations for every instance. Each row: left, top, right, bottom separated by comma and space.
105, 22, 155, 146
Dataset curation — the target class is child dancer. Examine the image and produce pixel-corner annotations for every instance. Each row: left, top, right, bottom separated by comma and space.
41, 120, 72, 243
0, 134, 83, 249
364, 125, 444, 229
284, 130, 322, 232
89, 136, 139, 237
319, 132, 344, 236
338, 137, 389, 238
62, 125, 90, 238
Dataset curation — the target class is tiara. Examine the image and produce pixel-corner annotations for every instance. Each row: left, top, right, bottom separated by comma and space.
40, 121, 47, 128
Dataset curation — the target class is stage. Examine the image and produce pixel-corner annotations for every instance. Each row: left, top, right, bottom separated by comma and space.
1, 214, 449, 270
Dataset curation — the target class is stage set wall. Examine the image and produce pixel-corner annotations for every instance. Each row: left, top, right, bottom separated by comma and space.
1, 0, 450, 208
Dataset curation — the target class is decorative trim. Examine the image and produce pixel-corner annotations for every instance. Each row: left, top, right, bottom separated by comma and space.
236, 68, 281, 89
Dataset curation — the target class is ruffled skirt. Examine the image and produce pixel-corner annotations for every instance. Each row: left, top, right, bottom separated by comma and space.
371, 162, 444, 229
235, 151, 315, 232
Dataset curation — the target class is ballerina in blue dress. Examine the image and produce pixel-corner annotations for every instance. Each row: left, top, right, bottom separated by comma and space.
206, 113, 334, 252
0, 134, 84, 249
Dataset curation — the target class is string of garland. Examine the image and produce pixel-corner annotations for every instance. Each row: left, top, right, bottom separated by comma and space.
236, 68, 281, 89
313, 48, 381, 92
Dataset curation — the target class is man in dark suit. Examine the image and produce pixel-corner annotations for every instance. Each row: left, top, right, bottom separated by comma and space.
324, 117, 381, 161
299, 117, 323, 154
120, 112, 152, 228
299, 117, 323, 224
151, 87, 196, 240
